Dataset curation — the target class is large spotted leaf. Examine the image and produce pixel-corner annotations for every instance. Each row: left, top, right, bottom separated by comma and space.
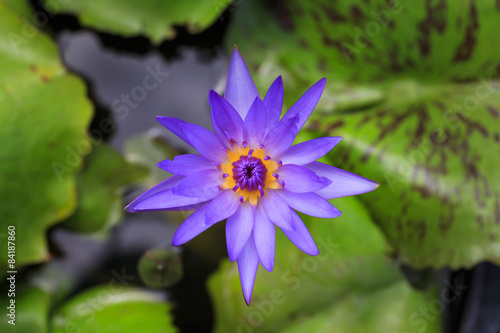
226, 0, 500, 115
285, 0, 500, 82
310, 82, 500, 268
40, 0, 233, 44
0, 3, 92, 267
208, 197, 440, 332
229, 0, 500, 87
227, 0, 500, 268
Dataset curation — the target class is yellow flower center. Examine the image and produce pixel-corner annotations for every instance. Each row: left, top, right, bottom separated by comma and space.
219, 144, 282, 206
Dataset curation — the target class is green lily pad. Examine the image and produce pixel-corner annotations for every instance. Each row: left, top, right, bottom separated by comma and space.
228, 0, 500, 86
313, 82, 500, 268
277, 280, 439, 333
40, 0, 233, 44
138, 247, 183, 288
0, 4, 92, 267
208, 197, 439, 332
62, 144, 147, 233
51, 286, 178, 333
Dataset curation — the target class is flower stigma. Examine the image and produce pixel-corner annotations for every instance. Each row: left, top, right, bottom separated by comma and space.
219, 143, 282, 206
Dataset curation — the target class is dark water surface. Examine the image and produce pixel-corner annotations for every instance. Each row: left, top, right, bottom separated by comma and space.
58, 30, 226, 150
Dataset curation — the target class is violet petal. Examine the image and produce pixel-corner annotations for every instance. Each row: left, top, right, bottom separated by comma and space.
282, 210, 319, 256
172, 169, 222, 198
226, 204, 255, 262
281, 78, 326, 130
157, 154, 214, 176
244, 97, 267, 148
260, 190, 294, 230
305, 162, 379, 199
278, 137, 342, 165
205, 190, 241, 226
254, 206, 276, 271
133, 188, 211, 212
224, 46, 260, 119
263, 76, 283, 129
263, 115, 300, 156
209, 90, 244, 144
237, 234, 259, 305
172, 203, 212, 245
277, 164, 331, 193
277, 189, 342, 218
125, 175, 183, 212
180, 122, 227, 162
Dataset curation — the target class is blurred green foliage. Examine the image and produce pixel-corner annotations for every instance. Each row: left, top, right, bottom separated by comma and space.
0, 2, 92, 268
61, 144, 147, 233
51, 286, 177, 333
0, 286, 51, 333
40, 0, 233, 43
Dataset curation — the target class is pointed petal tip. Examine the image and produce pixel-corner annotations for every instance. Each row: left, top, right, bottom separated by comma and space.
156, 115, 170, 123
325, 136, 343, 149
242, 283, 253, 305
329, 204, 343, 218
124, 204, 135, 213
362, 178, 380, 192
156, 115, 178, 128
124, 199, 141, 213
208, 89, 218, 108
171, 235, 187, 246
314, 77, 327, 91
311, 248, 320, 256
316, 78, 327, 91
208, 89, 218, 99
172, 227, 192, 245
231, 44, 243, 58
156, 159, 170, 169
225, 45, 259, 118
320, 176, 333, 187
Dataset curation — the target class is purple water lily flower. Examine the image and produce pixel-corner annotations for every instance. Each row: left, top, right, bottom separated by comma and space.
126, 46, 379, 304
